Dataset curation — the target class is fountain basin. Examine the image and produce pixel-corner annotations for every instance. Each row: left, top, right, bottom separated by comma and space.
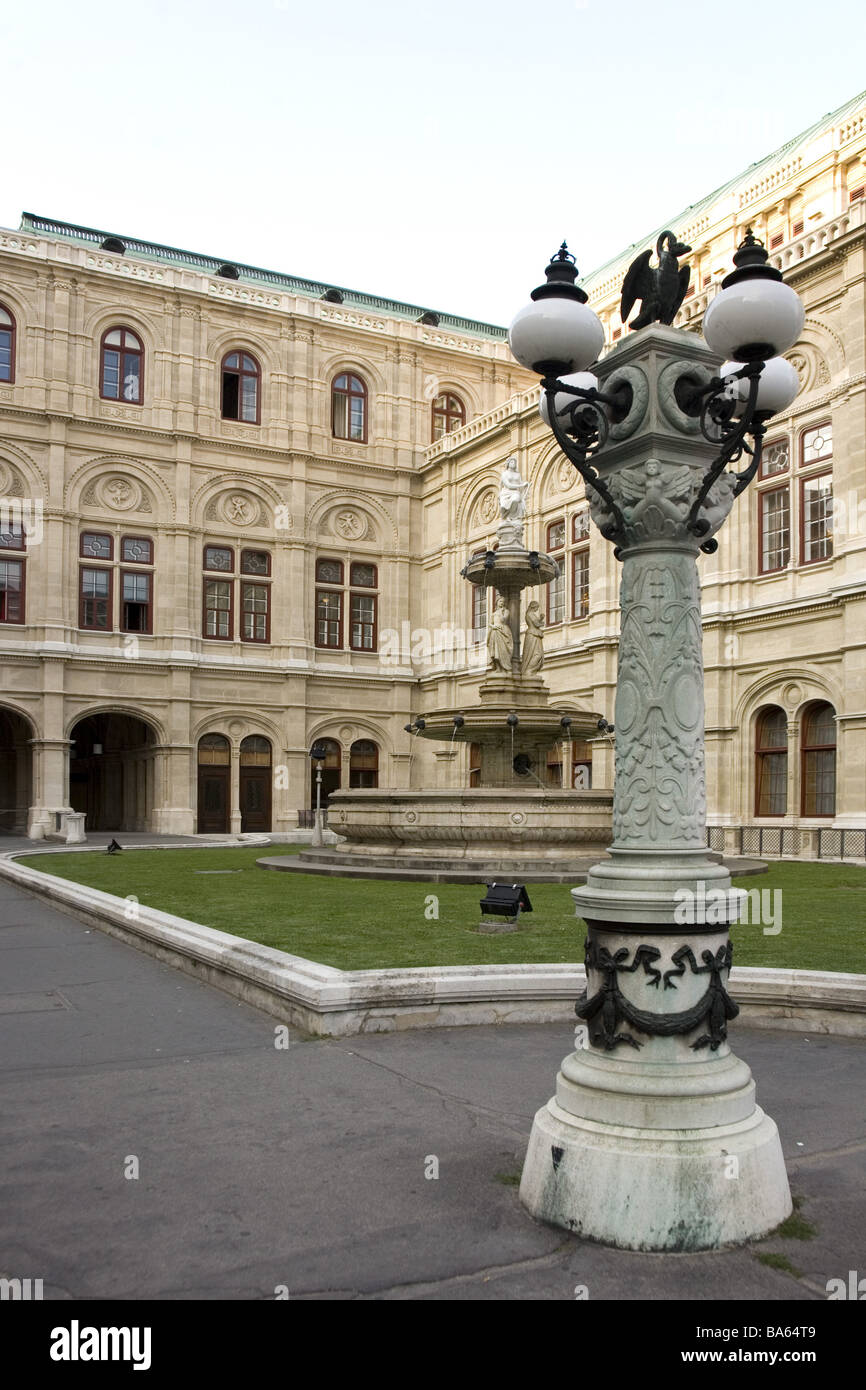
260, 787, 614, 883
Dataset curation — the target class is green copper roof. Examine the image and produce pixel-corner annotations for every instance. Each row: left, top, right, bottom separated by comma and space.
19, 212, 507, 341
579, 87, 866, 293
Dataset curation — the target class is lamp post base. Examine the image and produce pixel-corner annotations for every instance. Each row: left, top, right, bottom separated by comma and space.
519, 1049, 791, 1251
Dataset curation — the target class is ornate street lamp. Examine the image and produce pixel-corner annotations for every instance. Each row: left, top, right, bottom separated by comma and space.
310, 742, 328, 848
509, 230, 803, 1250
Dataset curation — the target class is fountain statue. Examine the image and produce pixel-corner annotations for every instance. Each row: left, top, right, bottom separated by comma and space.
263, 457, 614, 883
487, 597, 514, 673
521, 600, 545, 677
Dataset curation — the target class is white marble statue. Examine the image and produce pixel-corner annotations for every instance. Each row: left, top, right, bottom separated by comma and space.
521, 599, 545, 676
499, 457, 530, 523
487, 596, 514, 672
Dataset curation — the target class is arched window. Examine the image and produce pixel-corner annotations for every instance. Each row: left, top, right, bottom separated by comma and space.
198, 732, 230, 764
349, 739, 379, 788
801, 702, 836, 817
221, 351, 260, 423
100, 327, 143, 403
755, 706, 787, 817
431, 392, 465, 441
332, 373, 367, 442
0, 305, 16, 384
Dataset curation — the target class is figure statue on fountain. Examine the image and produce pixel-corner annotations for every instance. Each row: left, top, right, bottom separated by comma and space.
487, 596, 514, 673
498, 456, 531, 548
521, 599, 545, 676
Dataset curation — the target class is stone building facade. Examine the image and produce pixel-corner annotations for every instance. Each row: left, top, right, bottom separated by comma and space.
415, 90, 866, 850
0, 215, 531, 835
1, 89, 865, 843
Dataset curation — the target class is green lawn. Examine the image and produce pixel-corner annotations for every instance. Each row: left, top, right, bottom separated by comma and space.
15, 848, 866, 975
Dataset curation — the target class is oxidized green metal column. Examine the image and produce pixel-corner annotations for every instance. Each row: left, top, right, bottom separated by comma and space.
519, 324, 792, 1249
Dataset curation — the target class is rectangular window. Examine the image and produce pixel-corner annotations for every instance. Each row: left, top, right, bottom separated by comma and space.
803, 749, 836, 817
547, 519, 565, 625
121, 571, 152, 633
0, 558, 24, 623
80, 532, 113, 560
349, 562, 377, 588
759, 486, 790, 573
801, 473, 833, 564
241, 549, 271, 576
0, 520, 25, 550
760, 439, 789, 479
316, 590, 342, 648
121, 536, 153, 564
0, 330, 12, 382
241, 582, 270, 642
547, 520, 566, 551
204, 546, 233, 572
350, 592, 377, 651
204, 579, 232, 639
472, 584, 487, 642
802, 423, 832, 466
315, 557, 344, 585
80, 567, 111, 630
756, 753, 787, 816
548, 564, 565, 625
572, 548, 589, 619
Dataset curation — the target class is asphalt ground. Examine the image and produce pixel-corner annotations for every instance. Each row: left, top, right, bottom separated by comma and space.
1, 873, 864, 1304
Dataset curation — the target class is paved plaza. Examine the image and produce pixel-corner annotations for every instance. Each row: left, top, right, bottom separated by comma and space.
1, 873, 863, 1301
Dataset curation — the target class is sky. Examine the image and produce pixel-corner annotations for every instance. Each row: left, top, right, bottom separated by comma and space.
2, 0, 865, 326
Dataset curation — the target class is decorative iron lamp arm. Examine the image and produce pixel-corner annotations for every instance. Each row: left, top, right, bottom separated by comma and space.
681, 363, 765, 536
540, 374, 630, 539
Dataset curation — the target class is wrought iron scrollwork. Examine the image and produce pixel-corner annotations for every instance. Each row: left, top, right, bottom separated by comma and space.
679, 362, 769, 540
541, 375, 633, 539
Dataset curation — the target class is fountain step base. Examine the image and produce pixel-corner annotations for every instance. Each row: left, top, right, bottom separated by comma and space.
520, 1093, 791, 1251
258, 848, 603, 884
257, 849, 768, 885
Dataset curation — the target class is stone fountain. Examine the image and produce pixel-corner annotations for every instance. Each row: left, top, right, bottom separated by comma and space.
262, 458, 614, 883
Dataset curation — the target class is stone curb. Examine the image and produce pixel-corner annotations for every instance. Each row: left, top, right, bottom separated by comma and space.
2, 851, 864, 1039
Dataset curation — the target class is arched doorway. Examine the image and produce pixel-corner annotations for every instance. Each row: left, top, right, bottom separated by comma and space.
0, 707, 33, 835
240, 735, 272, 832
69, 713, 157, 832
197, 734, 230, 833
310, 739, 341, 809
349, 739, 379, 788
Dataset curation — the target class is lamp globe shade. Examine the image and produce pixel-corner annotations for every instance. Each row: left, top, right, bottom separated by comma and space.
510, 298, 604, 375
509, 242, 604, 375
704, 279, 804, 362
539, 372, 600, 428
720, 357, 801, 418
703, 228, 804, 362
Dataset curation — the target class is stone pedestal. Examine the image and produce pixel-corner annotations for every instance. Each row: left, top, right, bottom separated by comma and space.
520, 325, 791, 1250
64, 812, 87, 845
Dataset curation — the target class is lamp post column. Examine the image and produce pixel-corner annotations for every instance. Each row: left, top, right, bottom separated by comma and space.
519, 324, 792, 1249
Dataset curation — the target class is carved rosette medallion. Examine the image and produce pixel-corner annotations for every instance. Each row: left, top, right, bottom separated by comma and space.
99, 475, 142, 511
333, 509, 366, 540
221, 493, 260, 526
